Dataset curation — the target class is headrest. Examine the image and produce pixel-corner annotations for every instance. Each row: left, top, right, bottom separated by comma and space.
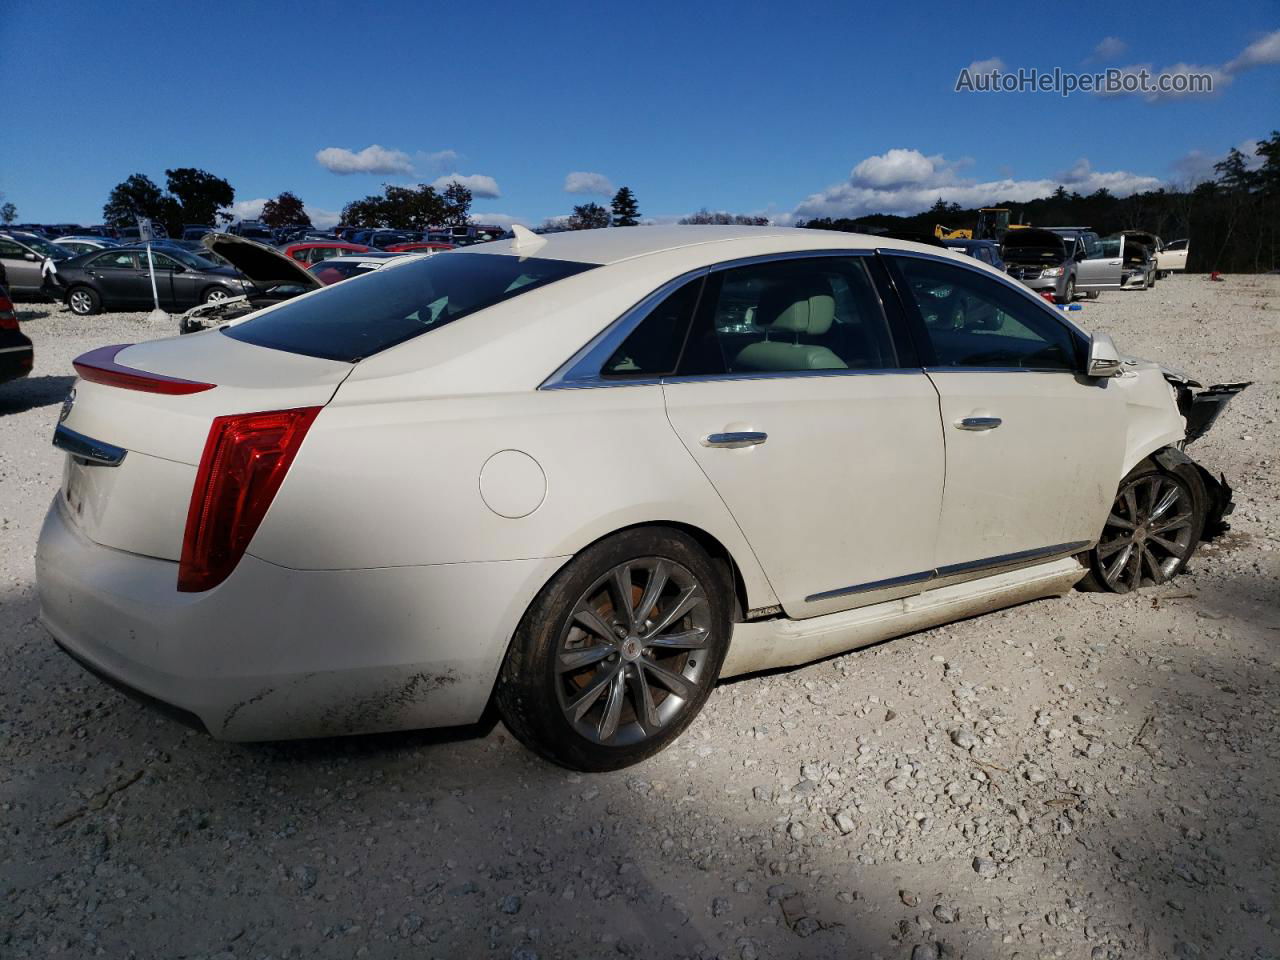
760, 284, 835, 336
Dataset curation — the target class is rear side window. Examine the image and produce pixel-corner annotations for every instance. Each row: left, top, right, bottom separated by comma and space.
227, 253, 597, 362
602, 278, 703, 377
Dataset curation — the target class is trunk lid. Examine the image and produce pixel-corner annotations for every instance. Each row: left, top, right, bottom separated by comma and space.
57, 331, 350, 562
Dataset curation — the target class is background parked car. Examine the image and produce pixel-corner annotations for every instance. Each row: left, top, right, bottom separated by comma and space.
1001, 228, 1080, 303
281, 241, 372, 265
0, 232, 75, 298
227, 220, 275, 243
1112, 231, 1161, 288
52, 236, 121, 256
308, 252, 422, 284
182, 225, 214, 242
941, 238, 1004, 271
350, 229, 420, 248
1159, 238, 1190, 273
57, 245, 254, 314
0, 284, 34, 385
116, 223, 169, 242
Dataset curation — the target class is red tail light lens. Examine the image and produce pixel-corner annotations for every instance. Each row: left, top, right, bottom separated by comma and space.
0, 295, 17, 331
178, 406, 322, 592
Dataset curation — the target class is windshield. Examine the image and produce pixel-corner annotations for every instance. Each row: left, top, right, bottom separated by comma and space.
19, 236, 74, 259
227, 253, 597, 362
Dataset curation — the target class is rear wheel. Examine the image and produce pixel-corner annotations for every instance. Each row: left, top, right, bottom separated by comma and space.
66, 286, 100, 316
1079, 460, 1205, 593
495, 527, 732, 771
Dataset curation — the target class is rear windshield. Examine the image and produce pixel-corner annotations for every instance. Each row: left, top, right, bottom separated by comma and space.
225, 253, 597, 362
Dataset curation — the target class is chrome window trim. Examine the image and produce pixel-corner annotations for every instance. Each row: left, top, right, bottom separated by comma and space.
803, 540, 1090, 605
540, 266, 709, 390
879, 246, 1091, 348
541, 248, 894, 391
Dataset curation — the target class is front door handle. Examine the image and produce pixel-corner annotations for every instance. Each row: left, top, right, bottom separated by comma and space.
703, 431, 767, 448
955, 417, 1002, 431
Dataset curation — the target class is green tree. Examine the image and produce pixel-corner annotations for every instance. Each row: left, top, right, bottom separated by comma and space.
340, 183, 448, 230
260, 191, 312, 228
440, 181, 473, 226
164, 167, 235, 226
0, 202, 15, 225
568, 202, 610, 230
1214, 148, 1257, 193
610, 186, 640, 226
102, 174, 179, 230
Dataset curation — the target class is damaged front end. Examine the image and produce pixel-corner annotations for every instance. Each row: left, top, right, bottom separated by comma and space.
1160, 368, 1252, 537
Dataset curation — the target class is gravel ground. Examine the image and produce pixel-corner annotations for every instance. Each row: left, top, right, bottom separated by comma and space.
2, 277, 1278, 960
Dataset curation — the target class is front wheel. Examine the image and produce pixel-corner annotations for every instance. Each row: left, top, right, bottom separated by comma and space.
495, 527, 732, 771
1079, 460, 1205, 593
1058, 279, 1074, 304
202, 286, 232, 304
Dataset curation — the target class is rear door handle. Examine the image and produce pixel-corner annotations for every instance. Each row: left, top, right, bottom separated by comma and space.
955, 417, 1002, 431
703, 431, 767, 448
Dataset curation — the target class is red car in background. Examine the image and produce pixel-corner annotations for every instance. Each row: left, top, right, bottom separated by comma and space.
383, 242, 455, 255
281, 241, 371, 265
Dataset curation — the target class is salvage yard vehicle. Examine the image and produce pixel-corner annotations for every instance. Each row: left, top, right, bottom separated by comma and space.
0, 284, 34, 384
0, 231, 74, 298
58, 246, 255, 315
53, 236, 120, 256
179, 231, 325, 333
308, 252, 420, 284
36, 225, 1247, 771
941, 238, 1004, 270
1158, 238, 1189, 274
280, 240, 371, 265
1112, 231, 1162, 288
1001, 227, 1083, 303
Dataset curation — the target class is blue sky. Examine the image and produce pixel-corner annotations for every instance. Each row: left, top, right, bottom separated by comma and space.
2, 0, 1276, 228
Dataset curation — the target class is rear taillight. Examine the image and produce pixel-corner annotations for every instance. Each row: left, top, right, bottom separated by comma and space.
73, 344, 215, 395
0, 295, 17, 331
178, 406, 322, 592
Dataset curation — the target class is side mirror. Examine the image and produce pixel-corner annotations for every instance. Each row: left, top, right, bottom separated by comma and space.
1074, 249, 1086, 261
1087, 332, 1124, 378
24, 252, 37, 261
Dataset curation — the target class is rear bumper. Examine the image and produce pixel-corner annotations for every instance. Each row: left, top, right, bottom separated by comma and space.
36, 496, 566, 741
0, 342, 34, 384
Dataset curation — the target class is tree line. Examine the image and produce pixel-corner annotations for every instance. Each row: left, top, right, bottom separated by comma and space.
801, 130, 1280, 274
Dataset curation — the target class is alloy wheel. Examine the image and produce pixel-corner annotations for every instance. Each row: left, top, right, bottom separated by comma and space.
1096, 472, 1196, 592
555, 557, 712, 746
205, 289, 229, 303
69, 290, 93, 314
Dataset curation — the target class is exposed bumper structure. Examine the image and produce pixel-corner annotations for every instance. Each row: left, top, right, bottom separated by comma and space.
37, 497, 566, 740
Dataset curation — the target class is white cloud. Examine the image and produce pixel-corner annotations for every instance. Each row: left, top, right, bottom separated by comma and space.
789, 147, 1163, 222
964, 57, 1004, 74
316, 144, 415, 175
307, 207, 342, 229
1091, 36, 1127, 61
228, 198, 267, 221
563, 171, 615, 195
1226, 28, 1280, 72
431, 173, 501, 198
414, 149, 461, 176
1171, 139, 1263, 185
850, 148, 943, 188
468, 212, 529, 229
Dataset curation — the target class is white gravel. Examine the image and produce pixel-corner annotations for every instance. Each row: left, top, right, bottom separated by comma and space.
2, 278, 1278, 960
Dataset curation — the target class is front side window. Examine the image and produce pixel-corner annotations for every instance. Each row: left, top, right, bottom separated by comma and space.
678, 257, 898, 375
230, 253, 597, 362
891, 256, 1082, 372
0, 239, 27, 258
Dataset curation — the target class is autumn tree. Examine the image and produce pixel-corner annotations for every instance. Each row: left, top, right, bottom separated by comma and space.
610, 187, 640, 226
165, 168, 235, 226
568, 202, 610, 230
260, 191, 312, 228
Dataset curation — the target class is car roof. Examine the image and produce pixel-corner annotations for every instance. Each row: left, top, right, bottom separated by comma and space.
455, 224, 950, 266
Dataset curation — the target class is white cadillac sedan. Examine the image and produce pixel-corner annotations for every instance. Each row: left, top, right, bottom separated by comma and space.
36, 226, 1245, 771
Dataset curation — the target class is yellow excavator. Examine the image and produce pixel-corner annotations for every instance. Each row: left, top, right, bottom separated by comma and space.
935, 208, 1029, 242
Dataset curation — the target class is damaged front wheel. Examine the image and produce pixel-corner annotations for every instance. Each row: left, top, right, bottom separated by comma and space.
1080, 460, 1205, 593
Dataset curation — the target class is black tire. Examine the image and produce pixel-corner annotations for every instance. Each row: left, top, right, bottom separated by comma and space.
1085, 290, 1100, 300
1078, 458, 1206, 593
495, 526, 732, 771
66, 286, 100, 316
202, 285, 233, 304
1059, 279, 1075, 304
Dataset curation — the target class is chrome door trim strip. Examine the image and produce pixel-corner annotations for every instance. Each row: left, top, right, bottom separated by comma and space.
52, 424, 127, 466
805, 569, 935, 603
934, 540, 1090, 578
0, 345, 34, 355
803, 541, 1090, 605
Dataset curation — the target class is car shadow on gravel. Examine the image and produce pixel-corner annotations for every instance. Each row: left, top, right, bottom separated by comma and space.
0, 374, 75, 416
